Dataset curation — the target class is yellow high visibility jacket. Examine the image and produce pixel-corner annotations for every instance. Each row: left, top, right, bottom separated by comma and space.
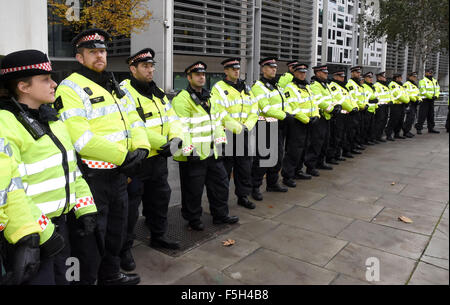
120, 79, 186, 157
328, 81, 355, 113
55, 72, 151, 169
0, 137, 42, 245
211, 79, 259, 131
419, 77, 440, 100
373, 81, 393, 105
389, 81, 410, 104
346, 78, 368, 110
251, 78, 292, 122
309, 79, 335, 120
171, 87, 242, 161
362, 83, 378, 113
0, 102, 97, 245
403, 81, 422, 103
278, 72, 294, 89
283, 80, 319, 124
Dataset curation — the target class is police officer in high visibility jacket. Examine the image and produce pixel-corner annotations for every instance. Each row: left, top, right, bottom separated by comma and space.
251, 57, 291, 201
328, 70, 356, 159
118, 48, 186, 271
307, 65, 337, 176
386, 74, 410, 141
0, 50, 97, 285
346, 66, 368, 151
416, 68, 441, 134
211, 58, 258, 210
402, 72, 422, 138
281, 63, 321, 186
362, 72, 379, 144
373, 72, 392, 142
172, 62, 241, 231
55, 29, 150, 285
277, 60, 299, 89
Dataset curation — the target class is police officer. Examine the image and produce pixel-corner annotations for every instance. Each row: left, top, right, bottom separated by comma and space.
402, 72, 422, 138
346, 66, 368, 151
373, 72, 392, 142
172, 62, 240, 231
281, 63, 321, 186
211, 58, 258, 209
55, 29, 150, 285
328, 70, 356, 159
251, 57, 291, 201
362, 72, 379, 144
307, 65, 336, 176
416, 68, 441, 134
386, 74, 410, 141
0, 50, 97, 284
118, 48, 187, 271
278, 60, 299, 89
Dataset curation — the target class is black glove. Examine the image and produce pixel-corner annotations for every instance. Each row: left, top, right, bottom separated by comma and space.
10, 233, 40, 285
350, 107, 359, 114
120, 149, 149, 174
369, 98, 379, 104
388, 101, 393, 105
157, 138, 183, 157
364, 104, 369, 111
241, 124, 249, 134
284, 112, 296, 123
76, 214, 97, 237
40, 230, 65, 259
432, 96, 438, 101
331, 104, 342, 116
309, 116, 320, 126
187, 148, 201, 162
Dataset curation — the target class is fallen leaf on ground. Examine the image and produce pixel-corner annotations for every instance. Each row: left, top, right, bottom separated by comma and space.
391, 182, 396, 186
268, 205, 273, 209
127, 178, 132, 184
398, 216, 413, 223
222, 239, 235, 247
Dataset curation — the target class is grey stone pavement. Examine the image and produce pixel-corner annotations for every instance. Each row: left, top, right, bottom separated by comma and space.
131, 128, 449, 285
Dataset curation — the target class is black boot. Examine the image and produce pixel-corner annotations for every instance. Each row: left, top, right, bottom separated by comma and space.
306, 168, 320, 176
266, 183, 288, 192
188, 220, 205, 231
342, 152, 354, 158
429, 129, 440, 134
251, 187, 263, 201
213, 215, 239, 225
350, 149, 362, 154
326, 158, 339, 165
294, 170, 312, 180
151, 235, 180, 250
98, 272, 141, 285
237, 196, 256, 209
394, 134, 406, 139
120, 249, 136, 272
386, 135, 395, 141
317, 163, 333, 170
416, 129, 422, 135
282, 178, 297, 188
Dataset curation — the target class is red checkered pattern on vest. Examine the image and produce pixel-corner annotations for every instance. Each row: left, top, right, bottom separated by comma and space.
182, 144, 194, 154
82, 159, 117, 169
1, 62, 52, 74
0, 223, 5, 231
77, 33, 105, 46
37, 214, 50, 231
74, 196, 95, 211
215, 137, 226, 144
130, 52, 152, 64
258, 116, 278, 122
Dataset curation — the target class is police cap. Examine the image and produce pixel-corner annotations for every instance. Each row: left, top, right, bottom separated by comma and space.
127, 48, 156, 66
0, 49, 52, 82
72, 28, 110, 50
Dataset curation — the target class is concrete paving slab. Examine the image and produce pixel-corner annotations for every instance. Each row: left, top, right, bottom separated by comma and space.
372, 207, 441, 236
224, 248, 337, 285
349, 179, 407, 195
241, 199, 294, 219
255, 224, 348, 266
310, 196, 384, 221
230, 219, 280, 242
408, 262, 449, 285
421, 236, 449, 270
172, 266, 242, 285
325, 243, 416, 285
400, 185, 449, 204
183, 233, 260, 271
375, 193, 447, 218
259, 189, 326, 207
330, 274, 372, 285
398, 176, 449, 192
132, 245, 202, 285
326, 187, 381, 205
337, 220, 429, 260
273, 206, 354, 237
417, 169, 449, 182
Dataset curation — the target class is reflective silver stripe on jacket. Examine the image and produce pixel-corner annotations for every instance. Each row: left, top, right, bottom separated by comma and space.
104, 130, 131, 143
0, 138, 12, 157
0, 177, 25, 207
60, 79, 93, 119
74, 130, 94, 152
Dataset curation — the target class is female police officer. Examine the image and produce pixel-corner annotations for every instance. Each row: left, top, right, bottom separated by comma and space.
0, 49, 97, 285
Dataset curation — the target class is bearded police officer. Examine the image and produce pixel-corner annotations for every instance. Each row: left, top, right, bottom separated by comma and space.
172, 62, 241, 231
55, 29, 151, 285
118, 48, 187, 271
211, 58, 258, 210
251, 57, 291, 201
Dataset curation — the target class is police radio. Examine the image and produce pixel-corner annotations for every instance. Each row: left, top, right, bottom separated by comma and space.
109, 72, 126, 98
11, 97, 46, 140
136, 97, 146, 122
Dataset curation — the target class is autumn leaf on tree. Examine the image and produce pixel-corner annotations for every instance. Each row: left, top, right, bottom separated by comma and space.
48, 0, 152, 37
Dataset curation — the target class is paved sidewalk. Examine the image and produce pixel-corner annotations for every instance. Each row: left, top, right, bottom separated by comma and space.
132, 129, 449, 285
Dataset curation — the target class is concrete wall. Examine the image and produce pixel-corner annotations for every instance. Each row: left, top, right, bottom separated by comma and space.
0, 0, 48, 56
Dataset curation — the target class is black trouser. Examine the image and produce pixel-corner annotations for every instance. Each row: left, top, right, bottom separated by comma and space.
373, 104, 389, 140
2, 216, 70, 285
386, 104, 405, 137
122, 156, 171, 252
304, 117, 328, 170
223, 129, 253, 198
318, 118, 331, 166
327, 113, 346, 160
446, 105, 450, 131
68, 169, 128, 284
362, 110, 374, 143
343, 112, 359, 153
252, 120, 285, 188
356, 111, 364, 145
281, 119, 309, 180
415, 99, 436, 131
403, 102, 418, 135
179, 157, 229, 223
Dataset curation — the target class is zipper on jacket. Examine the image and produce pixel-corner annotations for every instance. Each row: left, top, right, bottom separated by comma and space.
46, 128, 71, 216
112, 96, 130, 150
